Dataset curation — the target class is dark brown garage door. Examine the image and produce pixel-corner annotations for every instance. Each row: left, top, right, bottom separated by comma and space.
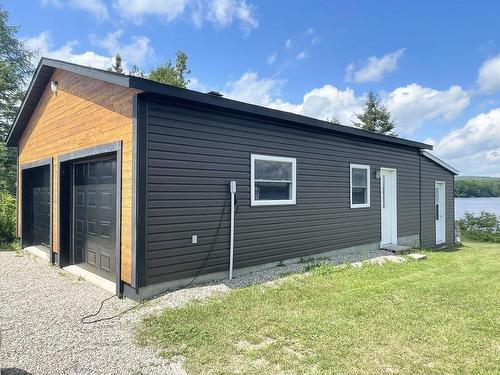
73, 156, 117, 281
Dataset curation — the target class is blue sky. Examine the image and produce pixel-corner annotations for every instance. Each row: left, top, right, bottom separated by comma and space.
5, 0, 500, 176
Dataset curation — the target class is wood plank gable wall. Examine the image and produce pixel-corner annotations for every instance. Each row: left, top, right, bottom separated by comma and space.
17, 69, 140, 283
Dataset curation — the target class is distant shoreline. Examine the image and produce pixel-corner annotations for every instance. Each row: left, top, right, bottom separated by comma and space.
455, 177, 500, 198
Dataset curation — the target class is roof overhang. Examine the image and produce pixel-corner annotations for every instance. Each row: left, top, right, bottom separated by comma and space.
421, 150, 459, 175
6, 57, 434, 151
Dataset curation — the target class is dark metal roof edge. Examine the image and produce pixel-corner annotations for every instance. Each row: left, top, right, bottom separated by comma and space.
7, 58, 433, 151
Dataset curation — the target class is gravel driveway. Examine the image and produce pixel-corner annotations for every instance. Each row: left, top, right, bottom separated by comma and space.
0, 247, 390, 374
0, 250, 223, 375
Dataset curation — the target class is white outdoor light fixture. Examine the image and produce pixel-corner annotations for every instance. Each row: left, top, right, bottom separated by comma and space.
50, 80, 58, 94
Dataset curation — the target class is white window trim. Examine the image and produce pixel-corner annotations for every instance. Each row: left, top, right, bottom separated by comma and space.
251, 154, 297, 206
350, 163, 371, 208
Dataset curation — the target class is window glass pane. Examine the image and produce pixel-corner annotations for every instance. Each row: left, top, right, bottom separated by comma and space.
352, 168, 367, 187
255, 181, 291, 200
352, 187, 367, 205
255, 159, 292, 180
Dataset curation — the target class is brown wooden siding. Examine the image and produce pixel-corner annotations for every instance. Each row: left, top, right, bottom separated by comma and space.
17, 69, 139, 283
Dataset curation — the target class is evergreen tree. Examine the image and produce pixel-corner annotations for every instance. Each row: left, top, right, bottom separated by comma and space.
0, 6, 34, 194
148, 50, 191, 88
110, 53, 123, 74
353, 92, 396, 136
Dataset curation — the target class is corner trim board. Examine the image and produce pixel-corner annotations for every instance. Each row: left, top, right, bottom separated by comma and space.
134, 94, 148, 289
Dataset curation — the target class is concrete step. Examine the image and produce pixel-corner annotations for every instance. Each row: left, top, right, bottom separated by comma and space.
381, 244, 411, 254
407, 253, 427, 261
352, 255, 406, 268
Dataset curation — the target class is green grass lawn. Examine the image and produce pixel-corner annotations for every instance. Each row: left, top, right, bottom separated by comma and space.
137, 242, 500, 374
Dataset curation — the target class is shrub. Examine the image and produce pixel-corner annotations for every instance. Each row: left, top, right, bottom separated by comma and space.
0, 190, 16, 243
458, 211, 500, 243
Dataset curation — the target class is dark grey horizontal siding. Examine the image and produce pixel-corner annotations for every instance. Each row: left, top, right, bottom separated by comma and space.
144, 98, 422, 285
420, 156, 455, 247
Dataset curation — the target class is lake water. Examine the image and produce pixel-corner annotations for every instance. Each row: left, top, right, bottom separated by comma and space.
455, 197, 500, 219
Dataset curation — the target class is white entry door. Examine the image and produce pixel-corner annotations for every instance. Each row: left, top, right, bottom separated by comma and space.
435, 181, 446, 244
380, 168, 397, 246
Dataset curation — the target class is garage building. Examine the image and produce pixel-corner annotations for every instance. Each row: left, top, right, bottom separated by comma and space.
6, 58, 458, 300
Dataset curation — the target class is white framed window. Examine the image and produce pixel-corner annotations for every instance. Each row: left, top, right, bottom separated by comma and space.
251, 154, 296, 206
350, 164, 370, 208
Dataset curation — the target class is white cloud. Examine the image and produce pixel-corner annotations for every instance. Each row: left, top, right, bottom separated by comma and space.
187, 77, 210, 92
304, 28, 314, 36
26, 31, 154, 71
42, 0, 109, 20
432, 108, 500, 176
433, 108, 500, 159
223, 72, 285, 106
267, 52, 277, 64
270, 85, 363, 125
222, 72, 362, 125
25, 31, 113, 69
346, 48, 405, 83
384, 83, 470, 134
296, 50, 308, 60
92, 30, 153, 66
285, 39, 292, 49
477, 54, 500, 93
113, 0, 258, 32
113, 0, 186, 21
304, 28, 320, 45
203, 0, 257, 30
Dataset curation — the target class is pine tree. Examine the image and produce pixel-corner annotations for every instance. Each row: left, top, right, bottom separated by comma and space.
353, 92, 396, 136
0, 6, 34, 194
110, 54, 123, 74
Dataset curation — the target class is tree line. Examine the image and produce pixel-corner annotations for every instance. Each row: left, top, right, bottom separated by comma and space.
455, 178, 500, 198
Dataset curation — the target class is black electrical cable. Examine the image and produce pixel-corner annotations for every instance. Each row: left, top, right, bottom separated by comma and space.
81, 295, 119, 324
81, 194, 231, 324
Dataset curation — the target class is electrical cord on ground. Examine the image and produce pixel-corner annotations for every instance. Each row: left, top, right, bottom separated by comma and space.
81, 195, 231, 324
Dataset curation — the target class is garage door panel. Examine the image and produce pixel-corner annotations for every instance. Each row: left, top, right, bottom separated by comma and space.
100, 221, 111, 238
100, 252, 111, 272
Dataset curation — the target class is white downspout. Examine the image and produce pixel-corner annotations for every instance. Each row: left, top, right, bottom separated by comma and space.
229, 180, 236, 280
